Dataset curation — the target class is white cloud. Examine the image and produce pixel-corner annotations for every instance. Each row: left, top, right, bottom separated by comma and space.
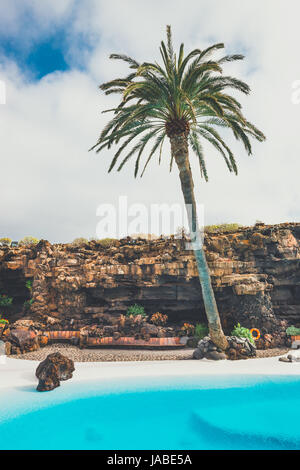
1, 0, 300, 242
0, 0, 75, 47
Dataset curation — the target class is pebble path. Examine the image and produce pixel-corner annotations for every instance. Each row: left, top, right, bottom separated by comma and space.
10, 344, 289, 362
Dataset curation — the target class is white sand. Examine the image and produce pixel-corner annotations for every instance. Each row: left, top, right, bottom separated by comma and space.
1, 351, 300, 393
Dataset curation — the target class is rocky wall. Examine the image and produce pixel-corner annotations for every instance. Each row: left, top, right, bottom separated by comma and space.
1, 222, 300, 347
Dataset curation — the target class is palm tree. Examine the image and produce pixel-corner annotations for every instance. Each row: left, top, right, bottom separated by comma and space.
90, 26, 265, 350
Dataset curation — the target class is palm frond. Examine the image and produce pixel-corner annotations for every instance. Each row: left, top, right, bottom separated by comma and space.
218, 54, 244, 64
91, 26, 265, 180
189, 132, 208, 181
140, 133, 166, 177
198, 43, 224, 60
109, 54, 140, 69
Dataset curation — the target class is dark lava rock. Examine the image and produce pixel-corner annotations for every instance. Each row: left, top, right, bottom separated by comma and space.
141, 323, 159, 337
206, 351, 227, 360
278, 356, 292, 363
193, 348, 204, 359
193, 335, 256, 361
36, 352, 75, 392
70, 336, 80, 346
226, 336, 256, 360
287, 354, 300, 362
186, 337, 199, 348
10, 328, 37, 353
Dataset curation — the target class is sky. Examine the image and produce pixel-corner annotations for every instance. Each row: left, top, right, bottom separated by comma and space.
0, 0, 300, 242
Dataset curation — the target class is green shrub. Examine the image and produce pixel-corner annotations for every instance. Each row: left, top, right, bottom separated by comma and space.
0, 295, 13, 307
71, 237, 89, 247
195, 323, 209, 339
204, 223, 241, 233
126, 304, 146, 317
23, 299, 34, 311
231, 323, 255, 345
0, 237, 12, 246
0, 314, 9, 325
19, 236, 39, 246
286, 326, 300, 336
97, 238, 117, 248
26, 280, 33, 291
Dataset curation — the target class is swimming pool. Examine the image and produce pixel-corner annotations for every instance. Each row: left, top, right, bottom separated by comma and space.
1, 374, 300, 450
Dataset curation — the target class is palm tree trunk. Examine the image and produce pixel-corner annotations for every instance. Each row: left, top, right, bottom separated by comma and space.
170, 134, 228, 351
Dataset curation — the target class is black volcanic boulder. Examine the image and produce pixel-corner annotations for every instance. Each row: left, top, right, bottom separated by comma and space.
141, 323, 159, 338
193, 335, 256, 361
36, 352, 75, 392
10, 328, 38, 353
226, 336, 256, 360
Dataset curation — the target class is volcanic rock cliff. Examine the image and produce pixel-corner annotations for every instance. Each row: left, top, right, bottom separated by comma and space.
1, 223, 300, 347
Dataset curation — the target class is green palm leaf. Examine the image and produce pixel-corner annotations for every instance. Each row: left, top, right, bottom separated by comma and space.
91, 25, 265, 181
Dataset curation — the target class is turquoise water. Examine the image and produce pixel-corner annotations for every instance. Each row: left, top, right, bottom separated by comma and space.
1, 374, 300, 450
